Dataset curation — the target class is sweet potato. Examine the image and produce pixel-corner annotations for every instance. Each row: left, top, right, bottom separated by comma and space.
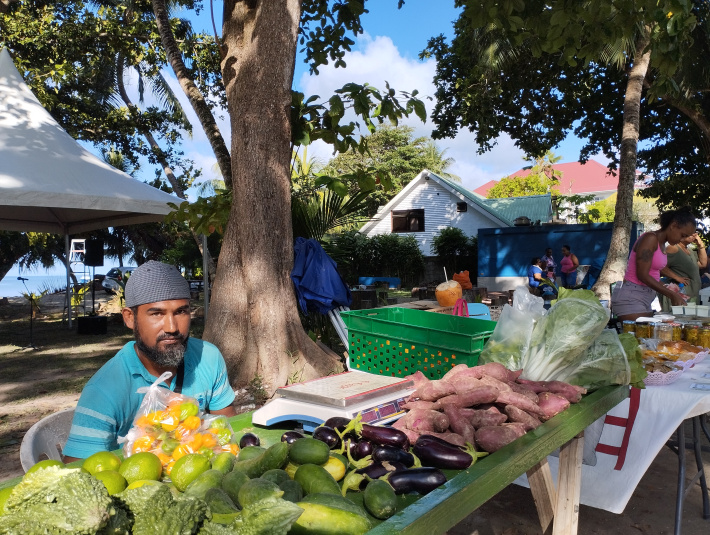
502, 422, 528, 435
441, 363, 469, 383
516, 379, 586, 403
437, 385, 499, 408
402, 409, 450, 433
459, 407, 508, 429
504, 405, 541, 431
496, 390, 545, 417
448, 374, 484, 394
422, 431, 467, 447
507, 369, 524, 382
401, 400, 441, 411
536, 392, 571, 421
410, 379, 457, 402
442, 405, 475, 444
409, 370, 430, 388
507, 382, 538, 403
467, 362, 511, 382
476, 425, 525, 453
477, 375, 512, 392
398, 427, 420, 445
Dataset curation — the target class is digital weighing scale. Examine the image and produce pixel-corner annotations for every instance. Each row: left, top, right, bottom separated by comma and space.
251, 371, 415, 432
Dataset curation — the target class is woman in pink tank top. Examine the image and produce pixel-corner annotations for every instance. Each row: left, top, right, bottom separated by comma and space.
611, 207, 697, 322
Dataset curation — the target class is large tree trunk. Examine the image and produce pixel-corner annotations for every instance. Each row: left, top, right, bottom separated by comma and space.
593, 29, 652, 300
206, 0, 342, 393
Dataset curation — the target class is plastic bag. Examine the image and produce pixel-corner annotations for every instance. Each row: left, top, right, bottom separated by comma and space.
521, 292, 610, 381
556, 329, 631, 391
478, 286, 547, 370
119, 371, 238, 476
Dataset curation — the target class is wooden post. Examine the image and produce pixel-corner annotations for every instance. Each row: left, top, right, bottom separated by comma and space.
527, 458, 557, 533
552, 432, 585, 535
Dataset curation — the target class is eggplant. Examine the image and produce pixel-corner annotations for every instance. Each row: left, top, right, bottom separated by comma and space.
280, 430, 304, 444
381, 460, 407, 472
313, 425, 341, 450
387, 467, 447, 495
356, 461, 389, 480
352, 440, 373, 460
239, 432, 260, 448
372, 445, 415, 467
416, 433, 464, 449
324, 416, 352, 431
413, 436, 474, 470
361, 424, 410, 450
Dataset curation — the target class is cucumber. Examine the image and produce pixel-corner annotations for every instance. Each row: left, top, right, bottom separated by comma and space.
204, 487, 239, 514
237, 478, 283, 508
321, 456, 346, 482
211, 452, 237, 475
300, 493, 368, 518
233, 442, 289, 479
284, 462, 299, 479
183, 469, 224, 499
221, 470, 250, 505
238, 446, 266, 461
279, 479, 304, 503
261, 468, 291, 486
293, 463, 341, 496
330, 452, 349, 472
289, 438, 330, 465
291, 499, 371, 535
363, 479, 397, 520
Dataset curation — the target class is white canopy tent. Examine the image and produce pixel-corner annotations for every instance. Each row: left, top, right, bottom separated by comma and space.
0, 48, 185, 327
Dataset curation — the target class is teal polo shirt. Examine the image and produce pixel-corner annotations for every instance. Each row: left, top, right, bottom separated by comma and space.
63, 338, 235, 458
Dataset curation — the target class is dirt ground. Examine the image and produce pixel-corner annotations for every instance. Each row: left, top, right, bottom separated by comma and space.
1, 294, 710, 533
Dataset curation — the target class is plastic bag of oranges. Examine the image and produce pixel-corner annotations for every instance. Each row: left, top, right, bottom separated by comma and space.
119, 371, 238, 477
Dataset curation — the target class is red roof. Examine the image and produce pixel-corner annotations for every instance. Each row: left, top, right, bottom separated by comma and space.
473, 160, 620, 197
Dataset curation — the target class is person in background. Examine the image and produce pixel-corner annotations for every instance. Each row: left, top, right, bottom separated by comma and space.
559, 245, 580, 288
660, 231, 707, 311
541, 247, 556, 279
611, 206, 697, 322
528, 257, 545, 296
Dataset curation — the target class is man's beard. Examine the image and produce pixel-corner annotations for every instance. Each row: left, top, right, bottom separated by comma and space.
134, 325, 188, 368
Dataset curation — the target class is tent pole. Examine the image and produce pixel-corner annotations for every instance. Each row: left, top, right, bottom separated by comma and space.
202, 234, 209, 321
65, 234, 72, 328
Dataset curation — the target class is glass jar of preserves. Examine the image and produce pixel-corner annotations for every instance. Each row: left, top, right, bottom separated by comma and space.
622, 320, 636, 334
671, 322, 683, 341
654, 323, 673, 341
685, 324, 700, 345
700, 327, 710, 349
635, 322, 652, 339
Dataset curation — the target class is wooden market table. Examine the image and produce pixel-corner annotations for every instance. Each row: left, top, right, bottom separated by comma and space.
229, 385, 627, 535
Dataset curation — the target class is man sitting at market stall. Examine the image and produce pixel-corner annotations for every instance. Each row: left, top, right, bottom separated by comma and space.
62, 261, 236, 461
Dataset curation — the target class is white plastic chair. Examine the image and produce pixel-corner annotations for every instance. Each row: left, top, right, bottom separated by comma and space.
19, 408, 74, 472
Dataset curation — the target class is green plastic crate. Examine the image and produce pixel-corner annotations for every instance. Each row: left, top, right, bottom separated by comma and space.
340, 307, 496, 380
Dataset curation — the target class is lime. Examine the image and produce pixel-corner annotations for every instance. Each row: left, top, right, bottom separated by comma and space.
170, 453, 211, 492
126, 479, 164, 490
118, 452, 163, 485
211, 452, 237, 475
25, 459, 63, 476
83, 451, 122, 476
179, 402, 199, 421
161, 438, 180, 455
0, 486, 13, 515
94, 470, 127, 495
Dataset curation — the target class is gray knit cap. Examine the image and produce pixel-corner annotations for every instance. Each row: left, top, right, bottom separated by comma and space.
124, 260, 191, 308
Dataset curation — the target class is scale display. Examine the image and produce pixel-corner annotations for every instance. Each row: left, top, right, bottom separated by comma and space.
252, 371, 415, 432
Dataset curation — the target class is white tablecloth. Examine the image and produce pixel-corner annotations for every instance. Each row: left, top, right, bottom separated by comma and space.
516, 358, 710, 513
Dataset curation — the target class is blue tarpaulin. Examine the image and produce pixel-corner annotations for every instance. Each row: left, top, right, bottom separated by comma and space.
291, 237, 352, 315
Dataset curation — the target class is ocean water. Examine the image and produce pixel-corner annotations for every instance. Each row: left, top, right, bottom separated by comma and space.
0, 275, 74, 298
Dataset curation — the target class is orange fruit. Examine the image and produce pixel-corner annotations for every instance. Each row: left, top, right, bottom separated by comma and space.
146, 411, 165, 426
161, 415, 179, 432
186, 433, 204, 451
222, 444, 240, 456
170, 453, 211, 492
132, 436, 154, 454
156, 452, 172, 466
135, 415, 151, 428
172, 444, 191, 461
83, 451, 122, 476
201, 434, 217, 448
173, 425, 191, 441
118, 452, 163, 485
165, 460, 176, 476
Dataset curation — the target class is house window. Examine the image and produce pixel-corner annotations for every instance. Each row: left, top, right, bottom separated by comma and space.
456, 202, 467, 212
392, 209, 425, 232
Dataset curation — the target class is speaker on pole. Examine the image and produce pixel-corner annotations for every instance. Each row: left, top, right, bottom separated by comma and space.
84, 239, 104, 266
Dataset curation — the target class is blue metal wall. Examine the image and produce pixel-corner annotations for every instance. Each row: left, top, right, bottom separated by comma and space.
477, 222, 644, 287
